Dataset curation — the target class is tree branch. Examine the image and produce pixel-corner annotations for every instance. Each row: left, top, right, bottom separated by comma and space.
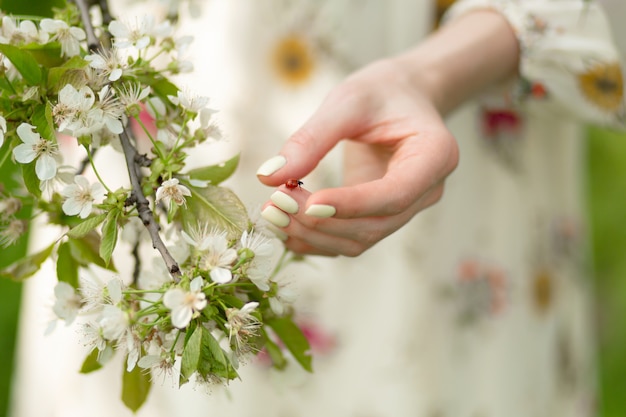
119, 129, 181, 280
72, 0, 99, 52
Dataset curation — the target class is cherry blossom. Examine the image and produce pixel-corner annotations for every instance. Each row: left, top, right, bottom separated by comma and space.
163, 276, 207, 328
12, 123, 59, 180
61, 175, 106, 218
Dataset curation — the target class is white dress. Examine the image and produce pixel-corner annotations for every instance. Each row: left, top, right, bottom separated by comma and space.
11, 1, 625, 416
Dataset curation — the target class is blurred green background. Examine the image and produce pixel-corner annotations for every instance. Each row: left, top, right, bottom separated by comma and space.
1, 127, 625, 416
587, 126, 626, 417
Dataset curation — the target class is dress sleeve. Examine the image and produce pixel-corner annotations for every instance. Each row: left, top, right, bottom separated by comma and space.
445, 0, 625, 126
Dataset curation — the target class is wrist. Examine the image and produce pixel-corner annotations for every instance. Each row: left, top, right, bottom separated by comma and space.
388, 10, 519, 115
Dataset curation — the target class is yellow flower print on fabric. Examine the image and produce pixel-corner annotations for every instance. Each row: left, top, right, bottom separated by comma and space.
271, 34, 315, 86
531, 269, 554, 314
577, 61, 624, 113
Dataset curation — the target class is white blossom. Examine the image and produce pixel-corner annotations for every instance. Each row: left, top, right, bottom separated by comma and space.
61, 175, 106, 218
108, 16, 156, 50
163, 276, 207, 328
269, 283, 296, 316
0, 16, 48, 45
39, 19, 86, 57
85, 50, 124, 81
168, 89, 210, 113
155, 178, 191, 207
80, 321, 108, 353
240, 229, 274, 290
99, 305, 129, 341
225, 302, 261, 349
53, 84, 104, 137
52, 282, 81, 324
96, 85, 124, 134
13, 123, 59, 180
197, 229, 237, 283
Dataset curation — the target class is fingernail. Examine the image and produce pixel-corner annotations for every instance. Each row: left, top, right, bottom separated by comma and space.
270, 191, 299, 214
305, 204, 336, 218
261, 206, 290, 227
256, 155, 287, 176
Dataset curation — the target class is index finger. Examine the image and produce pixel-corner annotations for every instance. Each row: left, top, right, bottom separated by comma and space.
256, 89, 369, 185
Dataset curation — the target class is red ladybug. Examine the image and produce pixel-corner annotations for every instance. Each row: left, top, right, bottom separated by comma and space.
285, 179, 303, 189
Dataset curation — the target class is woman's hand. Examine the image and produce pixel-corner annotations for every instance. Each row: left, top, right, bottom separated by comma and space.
257, 60, 459, 256
256, 10, 518, 256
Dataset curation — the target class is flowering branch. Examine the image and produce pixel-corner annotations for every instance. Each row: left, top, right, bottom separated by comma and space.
73, 0, 181, 279
0, 0, 311, 412
119, 128, 181, 278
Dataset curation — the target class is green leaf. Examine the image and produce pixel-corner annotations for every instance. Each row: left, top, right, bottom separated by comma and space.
121, 363, 152, 413
0, 242, 55, 281
68, 232, 116, 272
67, 213, 108, 238
184, 154, 240, 186
266, 317, 313, 372
180, 326, 202, 383
180, 184, 249, 240
0, 0, 66, 17
31, 103, 56, 142
100, 210, 120, 266
180, 326, 237, 386
22, 42, 64, 68
56, 241, 79, 289
0, 44, 42, 84
47, 56, 88, 91
21, 162, 41, 199
261, 329, 287, 370
79, 349, 103, 374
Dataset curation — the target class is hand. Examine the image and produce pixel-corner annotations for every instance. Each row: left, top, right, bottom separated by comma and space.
256, 59, 459, 256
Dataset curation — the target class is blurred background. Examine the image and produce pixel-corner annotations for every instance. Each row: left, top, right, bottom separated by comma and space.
0, 0, 625, 416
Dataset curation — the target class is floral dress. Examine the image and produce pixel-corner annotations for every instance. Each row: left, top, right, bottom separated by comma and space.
11, 0, 625, 416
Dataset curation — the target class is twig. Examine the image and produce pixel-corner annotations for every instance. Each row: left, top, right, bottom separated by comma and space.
120, 129, 181, 279
72, 0, 99, 52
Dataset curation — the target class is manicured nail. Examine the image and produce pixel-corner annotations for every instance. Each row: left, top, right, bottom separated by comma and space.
270, 191, 299, 214
256, 155, 287, 176
261, 205, 290, 227
305, 204, 336, 218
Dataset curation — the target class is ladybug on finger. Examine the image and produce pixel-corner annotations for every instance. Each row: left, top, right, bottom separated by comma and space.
285, 179, 304, 190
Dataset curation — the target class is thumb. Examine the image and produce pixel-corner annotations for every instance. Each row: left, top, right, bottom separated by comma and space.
256, 90, 367, 186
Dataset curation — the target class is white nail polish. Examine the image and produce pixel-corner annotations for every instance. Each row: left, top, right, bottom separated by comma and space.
261, 206, 290, 227
256, 155, 287, 176
270, 191, 299, 214
305, 204, 336, 218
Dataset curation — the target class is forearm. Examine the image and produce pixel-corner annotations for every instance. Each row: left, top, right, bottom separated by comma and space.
391, 10, 520, 115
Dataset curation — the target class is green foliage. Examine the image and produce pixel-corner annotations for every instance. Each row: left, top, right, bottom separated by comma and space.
56, 241, 79, 289
79, 349, 103, 374
266, 317, 313, 372
180, 326, 238, 386
185, 154, 240, 186
0, 44, 42, 85
180, 184, 249, 239
121, 364, 152, 412
0, 0, 66, 17
586, 126, 626, 417
0, 242, 55, 281
99, 209, 120, 266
